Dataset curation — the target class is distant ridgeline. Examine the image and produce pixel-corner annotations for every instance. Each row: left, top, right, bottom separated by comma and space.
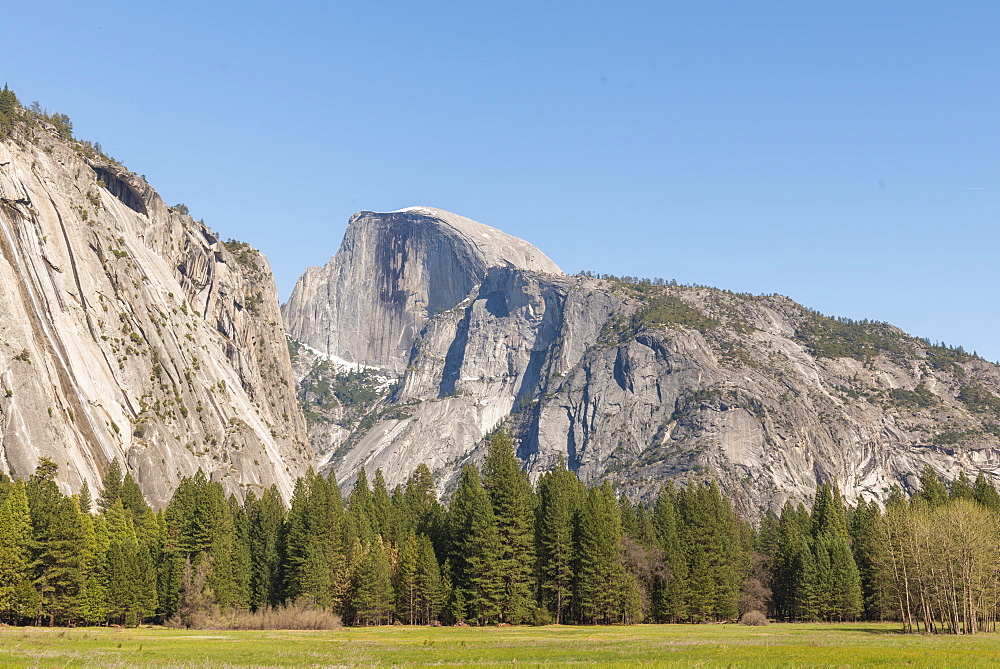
1, 434, 998, 633
579, 270, 986, 362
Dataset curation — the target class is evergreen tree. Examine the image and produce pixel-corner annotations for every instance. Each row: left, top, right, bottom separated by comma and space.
536, 456, 582, 623
97, 459, 123, 514
850, 498, 884, 620
161, 470, 243, 616
120, 473, 148, 517
447, 464, 503, 624
345, 469, 377, 549
574, 482, 623, 624
103, 499, 157, 626
652, 483, 688, 622
0, 481, 33, 620
972, 472, 1000, 512
26, 459, 88, 624
772, 502, 817, 621
282, 470, 345, 608
103, 498, 137, 617
613, 564, 645, 624
676, 482, 742, 621
0, 84, 20, 137
631, 503, 658, 547
915, 466, 948, 508
619, 494, 639, 539
350, 539, 394, 625
395, 530, 419, 624
949, 471, 975, 501
229, 494, 252, 612
371, 470, 393, 540
247, 486, 285, 610
482, 431, 536, 624
399, 464, 443, 540
414, 533, 443, 624
77, 479, 93, 515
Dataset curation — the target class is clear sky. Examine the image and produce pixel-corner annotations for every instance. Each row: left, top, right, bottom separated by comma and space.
5, 1, 998, 361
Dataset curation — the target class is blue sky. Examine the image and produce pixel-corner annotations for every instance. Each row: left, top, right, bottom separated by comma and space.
5, 1, 999, 361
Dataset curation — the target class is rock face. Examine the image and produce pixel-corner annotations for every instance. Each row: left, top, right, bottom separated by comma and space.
0, 118, 310, 506
286, 209, 1000, 513
283, 207, 563, 375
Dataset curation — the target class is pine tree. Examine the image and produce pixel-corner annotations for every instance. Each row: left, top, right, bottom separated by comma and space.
652, 483, 688, 622
850, 498, 884, 620
160, 470, 242, 616
77, 479, 93, 515
972, 472, 1000, 512
631, 503, 658, 547
395, 530, 418, 624
283, 470, 345, 608
613, 565, 644, 624
447, 464, 502, 624
575, 482, 623, 624
229, 494, 252, 612
350, 539, 394, 625
482, 431, 536, 624
810, 483, 862, 621
26, 460, 88, 624
949, 471, 975, 501
345, 469, 377, 549
916, 466, 948, 508
399, 464, 443, 540
772, 502, 816, 621
104, 499, 138, 624
536, 456, 582, 623
120, 473, 148, 517
371, 469, 393, 540
414, 534, 443, 624
0, 84, 20, 137
0, 481, 33, 621
676, 482, 742, 621
247, 486, 285, 610
97, 459, 123, 514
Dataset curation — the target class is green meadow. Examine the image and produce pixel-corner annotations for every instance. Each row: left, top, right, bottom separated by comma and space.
1, 623, 999, 667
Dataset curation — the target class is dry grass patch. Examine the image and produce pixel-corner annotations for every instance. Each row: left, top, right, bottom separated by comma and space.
168, 600, 342, 630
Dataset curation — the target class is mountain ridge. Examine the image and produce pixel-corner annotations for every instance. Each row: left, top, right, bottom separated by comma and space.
284, 210, 1000, 513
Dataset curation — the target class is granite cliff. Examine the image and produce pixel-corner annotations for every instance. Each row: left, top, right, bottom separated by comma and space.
0, 107, 310, 506
285, 208, 1000, 512
283, 207, 563, 375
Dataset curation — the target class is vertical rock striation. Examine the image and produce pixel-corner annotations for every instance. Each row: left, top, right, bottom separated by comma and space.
283, 207, 563, 375
0, 118, 309, 506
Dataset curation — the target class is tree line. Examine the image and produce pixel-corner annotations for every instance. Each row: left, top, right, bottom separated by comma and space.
1, 433, 999, 632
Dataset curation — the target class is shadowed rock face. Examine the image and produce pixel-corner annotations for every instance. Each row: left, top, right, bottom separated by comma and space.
0, 122, 310, 507
287, 209, 1000, 513
282, 208, 563, 375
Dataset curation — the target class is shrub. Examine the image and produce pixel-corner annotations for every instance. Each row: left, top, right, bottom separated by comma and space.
169, 599, 342, 630
739, 610, 769, 626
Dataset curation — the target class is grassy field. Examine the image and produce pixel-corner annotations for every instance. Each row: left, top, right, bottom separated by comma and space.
1, 622, 999, 667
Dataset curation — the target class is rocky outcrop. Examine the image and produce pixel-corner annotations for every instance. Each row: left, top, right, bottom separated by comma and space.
0, 119, 310, 506
287, 210, 1000, 513
283, 207, 562, 375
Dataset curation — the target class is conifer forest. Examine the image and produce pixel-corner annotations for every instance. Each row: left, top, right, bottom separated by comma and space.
1, 432, 999, 634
